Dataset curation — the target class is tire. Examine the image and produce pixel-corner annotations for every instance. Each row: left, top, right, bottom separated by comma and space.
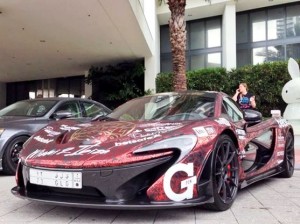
279, 132, 294, 178
205, 135, 239, 211
2, 136, 29, 175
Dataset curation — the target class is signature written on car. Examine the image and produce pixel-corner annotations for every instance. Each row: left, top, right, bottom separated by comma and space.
25, 143, 110, 160
34, 136, 54, 144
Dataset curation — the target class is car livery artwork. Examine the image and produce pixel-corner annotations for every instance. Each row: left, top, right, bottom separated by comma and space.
12, 91, 295, 211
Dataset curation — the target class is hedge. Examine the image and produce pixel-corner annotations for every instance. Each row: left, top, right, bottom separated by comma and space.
156, 60, 294, 117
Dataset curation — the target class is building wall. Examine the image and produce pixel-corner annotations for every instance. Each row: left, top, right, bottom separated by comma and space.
159, 1, 300, 72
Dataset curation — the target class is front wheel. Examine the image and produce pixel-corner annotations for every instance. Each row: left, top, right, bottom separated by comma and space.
2, 136, 29, 175
206, 135, 239, 211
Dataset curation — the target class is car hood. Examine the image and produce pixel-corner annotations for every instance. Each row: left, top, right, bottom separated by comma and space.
20, 118, 221, 169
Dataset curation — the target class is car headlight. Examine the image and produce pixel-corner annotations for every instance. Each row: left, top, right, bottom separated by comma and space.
0, 128, 5, 136
134, 135, 197, 162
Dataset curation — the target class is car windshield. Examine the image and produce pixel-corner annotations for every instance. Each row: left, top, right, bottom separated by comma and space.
0, 100, 58, 117
108, 93, 215, 121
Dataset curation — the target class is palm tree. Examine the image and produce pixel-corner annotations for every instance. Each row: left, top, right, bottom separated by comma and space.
167, 0, 187, 91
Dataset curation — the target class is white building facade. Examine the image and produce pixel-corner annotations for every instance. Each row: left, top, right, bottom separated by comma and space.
157, 0, 300, 78
2, 0, 300, 106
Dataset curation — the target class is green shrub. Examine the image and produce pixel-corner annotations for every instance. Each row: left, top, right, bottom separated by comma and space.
86, 60, 145, 109
156, 60, 293, 117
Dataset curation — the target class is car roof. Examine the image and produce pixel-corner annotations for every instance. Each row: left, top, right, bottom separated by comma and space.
20, 97, 98, 103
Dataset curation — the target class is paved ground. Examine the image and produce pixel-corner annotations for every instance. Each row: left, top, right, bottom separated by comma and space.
0, 171, 300, 224
0, 139, 300, 224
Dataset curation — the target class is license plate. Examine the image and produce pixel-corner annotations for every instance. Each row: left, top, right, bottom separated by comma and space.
29, 168, 82, 189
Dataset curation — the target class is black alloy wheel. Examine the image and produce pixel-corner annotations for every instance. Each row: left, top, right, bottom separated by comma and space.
2, 136, 29, 175
279, 132, 295, 178
207, 135, 239, 211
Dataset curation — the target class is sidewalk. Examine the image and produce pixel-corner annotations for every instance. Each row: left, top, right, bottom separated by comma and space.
295, 149, 300, 169
1, 172, 300, 223
295, 135, 300, 169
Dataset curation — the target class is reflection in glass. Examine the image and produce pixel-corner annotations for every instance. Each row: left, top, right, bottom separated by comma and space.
207, 19, 221, 48
253, 47, 266, 64
207, 53, 221, 67
237, 49, 251, 67
191, 54, 205, 70
268, 8, 285, 40
287, 43, 300, 59
237, 14, 249, 44
161, 57, 172, 72
287, 5, 300, 37
267, 46, 284, 61
160, 26, 171, 53
190, 21, 205, 49
251, 11, 266, 42
236, 4, 300, 65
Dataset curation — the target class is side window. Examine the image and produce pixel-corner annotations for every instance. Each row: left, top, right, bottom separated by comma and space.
222, 97, 243, 122
82, 102, 108, 117
56, 101, 81, 118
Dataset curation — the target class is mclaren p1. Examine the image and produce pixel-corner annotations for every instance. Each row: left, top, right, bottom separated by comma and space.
11, 91, 295, 211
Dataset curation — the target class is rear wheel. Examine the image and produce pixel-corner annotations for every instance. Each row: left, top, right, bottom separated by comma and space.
2, 136, 29, 175
205, 135, 239, 211
279, 132, 294, 178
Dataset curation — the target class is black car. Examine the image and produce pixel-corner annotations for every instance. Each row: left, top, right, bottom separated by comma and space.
0, 97, 111, 175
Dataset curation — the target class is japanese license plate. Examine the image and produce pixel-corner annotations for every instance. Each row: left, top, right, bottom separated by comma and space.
29, 168, 82, 189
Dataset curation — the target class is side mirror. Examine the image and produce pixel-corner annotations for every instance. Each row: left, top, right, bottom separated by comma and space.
52, 110, 74, 120
243, 109, 262, 124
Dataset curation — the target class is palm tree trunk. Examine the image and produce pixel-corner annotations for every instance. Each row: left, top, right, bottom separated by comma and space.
167, 0, 187, 91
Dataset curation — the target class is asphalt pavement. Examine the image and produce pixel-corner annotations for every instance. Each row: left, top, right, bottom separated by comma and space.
0, 139, 299, 223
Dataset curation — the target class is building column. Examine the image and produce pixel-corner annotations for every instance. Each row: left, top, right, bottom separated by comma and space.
222, 2, 237, 70
144, 0, 160, 93
0, 82, 6, 109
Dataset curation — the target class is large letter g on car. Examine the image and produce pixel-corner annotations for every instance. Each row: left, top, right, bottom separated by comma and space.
163, 163, 197, 202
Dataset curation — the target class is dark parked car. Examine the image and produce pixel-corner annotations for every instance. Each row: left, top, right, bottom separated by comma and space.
12, 91, 294, 211
0, 98, 111, 175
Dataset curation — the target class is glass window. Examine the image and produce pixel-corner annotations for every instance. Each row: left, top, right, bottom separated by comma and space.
207, 19, 221, 48
237, 49, 251, 67
56, 101, 81, 118
82, 101, 108, 117
207, 53, 221, 67
222, 97, 243, 122
253, 47, 266, 64
237, 14, 249, 44
287, 43, 300, 59
160, 17, 222, 72
161, 57, 172, 72
286, 5, 300, 37
267, 45, 284, 61
268, 8, 285, 40
251, 11, 266, 42
191, 54, 205, 70
190, 21, 205, 49
237, 3, 300, 67
160, 26, 171, 53
0, 100, 57, 117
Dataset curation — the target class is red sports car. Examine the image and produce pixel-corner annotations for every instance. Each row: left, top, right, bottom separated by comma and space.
12, 91, 295, 211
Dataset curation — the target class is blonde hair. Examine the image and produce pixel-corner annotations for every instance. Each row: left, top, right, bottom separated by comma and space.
240, 82, 248, 91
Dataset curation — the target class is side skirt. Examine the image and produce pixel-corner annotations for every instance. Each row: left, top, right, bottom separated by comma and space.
240, 166, 283, 189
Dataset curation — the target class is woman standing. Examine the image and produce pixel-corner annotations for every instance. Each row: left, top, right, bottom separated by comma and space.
232, 83, 256, 110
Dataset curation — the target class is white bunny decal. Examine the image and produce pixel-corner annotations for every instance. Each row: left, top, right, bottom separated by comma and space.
282, 58, 300, 135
